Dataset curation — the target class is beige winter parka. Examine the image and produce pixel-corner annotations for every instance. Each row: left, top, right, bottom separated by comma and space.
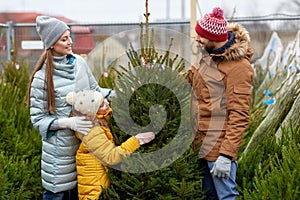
187, 23, 254, 161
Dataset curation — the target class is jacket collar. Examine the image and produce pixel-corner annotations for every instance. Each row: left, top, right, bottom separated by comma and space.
53, 54, 77, 79
209, 32, 235, 55
97, 108, 112, 121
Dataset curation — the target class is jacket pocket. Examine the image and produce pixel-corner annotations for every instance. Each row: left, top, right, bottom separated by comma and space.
202, 69, 225, 105
233, 86, 251, 95
228, 85, 252, 110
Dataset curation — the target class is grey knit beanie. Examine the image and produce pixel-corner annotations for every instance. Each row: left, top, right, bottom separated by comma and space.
36, 16, 70, 49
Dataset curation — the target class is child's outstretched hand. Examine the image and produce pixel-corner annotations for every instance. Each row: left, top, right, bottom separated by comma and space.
135, 132, 155, 145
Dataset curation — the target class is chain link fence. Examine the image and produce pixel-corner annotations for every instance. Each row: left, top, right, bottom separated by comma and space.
0, 14, 299, 71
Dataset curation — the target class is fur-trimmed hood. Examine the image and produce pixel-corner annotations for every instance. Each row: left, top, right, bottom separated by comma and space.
218, 23, 253, 61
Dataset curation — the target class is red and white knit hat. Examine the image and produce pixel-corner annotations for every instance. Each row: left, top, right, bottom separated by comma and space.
195, 7, 228, 42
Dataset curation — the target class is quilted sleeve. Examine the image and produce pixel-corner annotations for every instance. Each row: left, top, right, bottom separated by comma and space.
82, 126, 140, 165
29, 72, 58, 139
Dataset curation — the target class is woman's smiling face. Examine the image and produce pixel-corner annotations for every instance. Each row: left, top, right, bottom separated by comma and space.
51, 30, 73, 56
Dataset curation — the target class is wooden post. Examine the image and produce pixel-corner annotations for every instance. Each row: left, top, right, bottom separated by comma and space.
190, 0, 197, 39
190, 0, 197, 62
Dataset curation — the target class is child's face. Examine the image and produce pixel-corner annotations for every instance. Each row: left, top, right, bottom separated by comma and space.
97, 99, 110, 115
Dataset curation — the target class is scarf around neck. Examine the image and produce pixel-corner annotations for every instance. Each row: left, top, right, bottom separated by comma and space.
210, 32, 235, 55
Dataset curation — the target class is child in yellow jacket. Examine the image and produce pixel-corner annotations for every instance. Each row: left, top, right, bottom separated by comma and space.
66, 90, 155, 200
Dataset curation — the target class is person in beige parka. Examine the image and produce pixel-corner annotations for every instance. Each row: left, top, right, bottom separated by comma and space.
184, 7, 254, 200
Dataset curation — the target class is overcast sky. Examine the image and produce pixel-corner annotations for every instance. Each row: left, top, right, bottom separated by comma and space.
0, 0, 297, 23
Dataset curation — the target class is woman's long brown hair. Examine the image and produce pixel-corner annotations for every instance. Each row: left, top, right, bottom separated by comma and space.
26, 49, 56, 113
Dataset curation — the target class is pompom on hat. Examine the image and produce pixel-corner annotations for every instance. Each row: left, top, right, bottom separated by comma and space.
36, 16, 70, 49
66, 90, 104, 115
195, 7, 228, 42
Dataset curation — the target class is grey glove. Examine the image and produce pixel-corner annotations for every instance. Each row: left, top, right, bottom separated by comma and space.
135, 132, 155, 145
210, 155, 231, 179
58, 116, 93, 135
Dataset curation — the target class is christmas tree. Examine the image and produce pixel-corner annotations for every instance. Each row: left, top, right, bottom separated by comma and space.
98, 0, 205, 199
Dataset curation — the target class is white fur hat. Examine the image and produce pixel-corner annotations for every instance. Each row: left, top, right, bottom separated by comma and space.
66, 90, 104, 114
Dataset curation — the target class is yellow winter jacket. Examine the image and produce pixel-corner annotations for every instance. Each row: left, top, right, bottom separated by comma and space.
75, 111, 140, 200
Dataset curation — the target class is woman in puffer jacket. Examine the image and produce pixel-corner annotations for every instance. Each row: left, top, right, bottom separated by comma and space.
27, 16, 115, 200
66, 90, 155, 200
